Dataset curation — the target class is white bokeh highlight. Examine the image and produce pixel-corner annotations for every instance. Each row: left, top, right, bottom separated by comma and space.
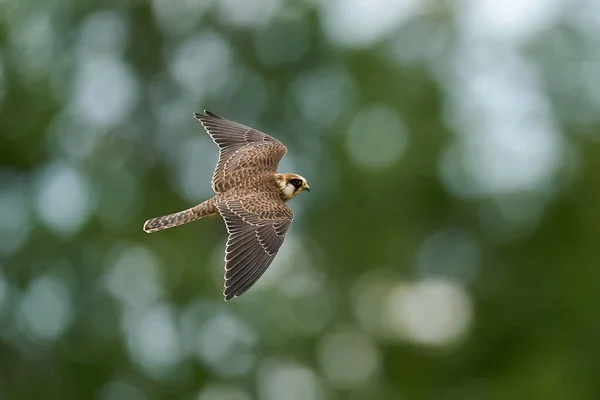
49, 112, 107, 161
18, 275, 73, 342
385, 280, 472, 346
35, 163, 94, 236
71, 56, 139, 128
318, 330, 381, 388
77, 10, 129, 58
169, 32, 234, 99
441, 45, 563, 199
291, 65, 358, 126
124, 303, 183, 379
258, 360, 324, 400
174, 136, 217, 203
351, 271, 398, 339
320, 0, 430, 48
456, 0, 562, 44
217, 0, 281, 29
195, 312, 257, 377
104, 245, 164, 311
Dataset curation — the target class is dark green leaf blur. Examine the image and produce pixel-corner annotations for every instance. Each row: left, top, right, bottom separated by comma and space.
1, 0, 599, 399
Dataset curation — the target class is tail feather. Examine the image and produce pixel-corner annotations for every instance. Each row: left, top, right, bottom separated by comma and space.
143, 200, 217, 233
143, 208, 197, 232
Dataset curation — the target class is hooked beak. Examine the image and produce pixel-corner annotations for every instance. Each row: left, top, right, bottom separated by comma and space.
304, 185, 310, 192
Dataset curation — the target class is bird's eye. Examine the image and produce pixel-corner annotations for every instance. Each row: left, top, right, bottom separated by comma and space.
290, 178, 302, 188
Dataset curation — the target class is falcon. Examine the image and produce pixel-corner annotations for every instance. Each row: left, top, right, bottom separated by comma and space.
143, 111, 310, 300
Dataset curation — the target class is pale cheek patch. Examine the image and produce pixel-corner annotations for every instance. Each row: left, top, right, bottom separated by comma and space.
283, 184, 296, 199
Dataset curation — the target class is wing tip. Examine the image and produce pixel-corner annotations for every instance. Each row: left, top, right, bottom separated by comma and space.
223, 290, 236, 302
193, 110, 221, 121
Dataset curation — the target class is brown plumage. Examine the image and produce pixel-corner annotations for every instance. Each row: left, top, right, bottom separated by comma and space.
143, 111, 310, 300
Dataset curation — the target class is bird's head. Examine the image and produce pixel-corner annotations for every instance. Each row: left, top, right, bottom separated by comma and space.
275, 173, 310, 201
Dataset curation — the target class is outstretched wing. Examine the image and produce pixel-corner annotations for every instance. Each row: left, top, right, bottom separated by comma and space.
216, 192, 293, 300
194, 111, 288, 193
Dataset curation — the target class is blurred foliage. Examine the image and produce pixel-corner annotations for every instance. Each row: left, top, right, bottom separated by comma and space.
1, 0, 600, 399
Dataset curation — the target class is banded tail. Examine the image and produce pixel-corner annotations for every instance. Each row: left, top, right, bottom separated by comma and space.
143, 199, 217, 233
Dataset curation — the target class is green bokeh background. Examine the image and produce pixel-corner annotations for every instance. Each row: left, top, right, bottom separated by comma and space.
1, 0, 600, 399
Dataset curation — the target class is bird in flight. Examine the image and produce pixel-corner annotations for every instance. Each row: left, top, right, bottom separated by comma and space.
143, 111, 310, 301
